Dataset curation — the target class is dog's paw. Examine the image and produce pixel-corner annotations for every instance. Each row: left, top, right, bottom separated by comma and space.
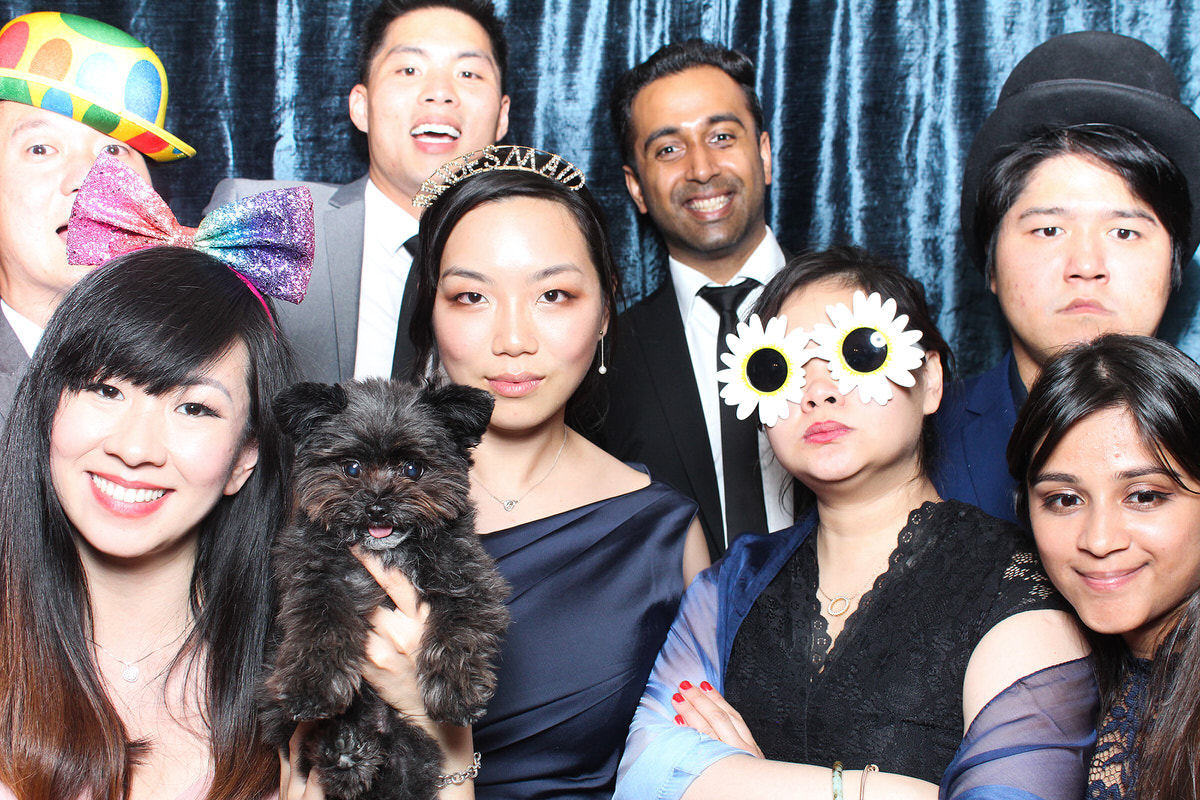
312, 721, 386, 800
272, 669, 361, 721
419, 664, 491, 726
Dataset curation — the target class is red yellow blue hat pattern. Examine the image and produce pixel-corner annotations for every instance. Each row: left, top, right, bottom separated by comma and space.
0, 12, 193, 161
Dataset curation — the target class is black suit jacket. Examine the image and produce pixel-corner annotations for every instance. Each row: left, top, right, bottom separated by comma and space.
599, 275, 725, 558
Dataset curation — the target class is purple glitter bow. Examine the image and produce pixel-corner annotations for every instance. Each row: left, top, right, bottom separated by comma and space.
67, 153, 315, 305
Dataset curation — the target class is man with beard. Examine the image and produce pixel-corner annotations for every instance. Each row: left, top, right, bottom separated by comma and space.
602, 40, 790, 558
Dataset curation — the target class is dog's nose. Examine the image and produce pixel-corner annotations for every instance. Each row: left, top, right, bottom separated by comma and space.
366, 503, 388, 522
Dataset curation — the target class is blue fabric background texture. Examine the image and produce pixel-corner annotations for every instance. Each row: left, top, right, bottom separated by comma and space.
3, 0, 1200, 374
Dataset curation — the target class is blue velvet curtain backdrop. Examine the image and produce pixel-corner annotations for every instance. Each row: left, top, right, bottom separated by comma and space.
6, 0, 1200, 374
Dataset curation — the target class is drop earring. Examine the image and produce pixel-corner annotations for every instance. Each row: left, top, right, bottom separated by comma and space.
598, 332, 608, 375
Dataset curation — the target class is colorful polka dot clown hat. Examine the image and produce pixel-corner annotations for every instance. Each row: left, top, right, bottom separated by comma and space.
0, 12, 193, 162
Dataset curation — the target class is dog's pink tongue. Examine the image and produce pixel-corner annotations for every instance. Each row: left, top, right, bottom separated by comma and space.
368, 526, 393, 539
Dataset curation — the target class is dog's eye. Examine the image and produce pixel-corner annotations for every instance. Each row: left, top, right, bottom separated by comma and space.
343, 461, 363, 478
402, 460, 424, 479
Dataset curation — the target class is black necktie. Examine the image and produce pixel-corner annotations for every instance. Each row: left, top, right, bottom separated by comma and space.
698, 280, 769, 544
390, 235, 421, 380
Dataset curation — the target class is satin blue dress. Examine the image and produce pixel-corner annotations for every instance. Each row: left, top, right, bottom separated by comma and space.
474, 476, 697, 799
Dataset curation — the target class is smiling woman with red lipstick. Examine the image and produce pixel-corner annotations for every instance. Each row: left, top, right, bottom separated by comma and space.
616, 247, 1096, 800
0, 245, 299, 800
1010, 334, 1200, 800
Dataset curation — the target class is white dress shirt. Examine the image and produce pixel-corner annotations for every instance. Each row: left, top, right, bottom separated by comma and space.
1, 299, 42, 357
668, 227, 792, 536
353, 180, 420, 380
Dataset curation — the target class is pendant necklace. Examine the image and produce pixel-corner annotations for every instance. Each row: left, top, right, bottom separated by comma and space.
475, 430, 568, 512
817, 576, 878, 617
92, 628, 188, 683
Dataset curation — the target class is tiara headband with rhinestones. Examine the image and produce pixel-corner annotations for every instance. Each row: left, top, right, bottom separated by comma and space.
412, 144, 587, 208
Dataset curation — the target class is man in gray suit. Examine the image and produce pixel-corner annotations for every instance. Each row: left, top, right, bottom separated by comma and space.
208, 0, 510, 383
0, 11, 193, 422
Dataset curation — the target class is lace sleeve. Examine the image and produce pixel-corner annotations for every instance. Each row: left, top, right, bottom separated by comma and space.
614, 565, 746, 800
940, 658, 1099, 800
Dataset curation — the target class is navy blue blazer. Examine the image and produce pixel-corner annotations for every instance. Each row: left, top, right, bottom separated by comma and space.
933, 352, 1021, 524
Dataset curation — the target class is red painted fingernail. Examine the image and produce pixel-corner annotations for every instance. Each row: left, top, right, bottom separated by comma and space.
674, 715, 685, 725
700, 681, 713, 692
679, 680, 692, 690
672, 693, 684, 703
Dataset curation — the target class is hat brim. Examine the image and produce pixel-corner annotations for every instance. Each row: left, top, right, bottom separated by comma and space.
961, 80, 1200, 267
0, 68, 194, 162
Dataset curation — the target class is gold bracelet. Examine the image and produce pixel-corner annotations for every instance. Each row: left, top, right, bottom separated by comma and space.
434, 752, 481, 790
859, 763, 879, 800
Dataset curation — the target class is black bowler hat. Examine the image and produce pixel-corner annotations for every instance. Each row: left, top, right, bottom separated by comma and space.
960, 31, 1200, 268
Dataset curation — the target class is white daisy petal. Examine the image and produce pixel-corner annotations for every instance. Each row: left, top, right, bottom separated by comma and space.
805, 290, 928, 405
735, 395, 759, 421
712, 312, 810, 426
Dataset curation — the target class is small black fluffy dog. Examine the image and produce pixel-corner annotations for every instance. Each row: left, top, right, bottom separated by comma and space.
263, 379, 510, 800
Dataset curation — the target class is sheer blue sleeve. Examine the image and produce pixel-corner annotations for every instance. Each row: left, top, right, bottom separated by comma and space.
614, 566, 746, 800
940, 657, 1099, 800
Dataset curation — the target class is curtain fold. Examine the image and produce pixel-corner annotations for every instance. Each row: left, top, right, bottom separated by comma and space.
3, 0, 1200, 372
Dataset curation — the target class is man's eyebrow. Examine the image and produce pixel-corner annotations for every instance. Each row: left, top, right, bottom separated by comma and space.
1017, 206, 1158, 223
381, 44, 497, 68
9, 118, 49, 139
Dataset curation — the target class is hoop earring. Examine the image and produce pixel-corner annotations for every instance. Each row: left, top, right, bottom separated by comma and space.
598, 333, 608, 375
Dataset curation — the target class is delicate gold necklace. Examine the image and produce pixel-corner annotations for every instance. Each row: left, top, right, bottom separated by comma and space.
816, 576, 878, 617
474, 431, 568, 512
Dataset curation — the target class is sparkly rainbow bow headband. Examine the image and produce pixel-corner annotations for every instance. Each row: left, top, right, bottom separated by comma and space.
412, 144, 586, 208
66, 154, 315, 319
716, 291, 927, 426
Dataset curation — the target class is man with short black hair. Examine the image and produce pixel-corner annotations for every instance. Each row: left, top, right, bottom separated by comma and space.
937, 31, 1200, 522
603, 40, 791, 558
209, 0, 510, 383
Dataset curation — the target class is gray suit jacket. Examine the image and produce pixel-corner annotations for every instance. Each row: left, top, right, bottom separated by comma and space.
207, 176, 367, 384
0, 314, 28, 426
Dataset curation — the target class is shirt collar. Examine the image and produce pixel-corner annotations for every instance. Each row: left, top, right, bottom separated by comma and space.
1, 299, 42, 357
669, 227, 785, 322
364, 178, 420, 255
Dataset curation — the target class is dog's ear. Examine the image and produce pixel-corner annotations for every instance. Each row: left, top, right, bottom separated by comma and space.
273, 382, 349, 441
425, 383, 494, 449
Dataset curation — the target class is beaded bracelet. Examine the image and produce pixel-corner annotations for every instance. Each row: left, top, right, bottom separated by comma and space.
831, 761, 844, 800
859, 763, 879, 800
434, 752, 481, 790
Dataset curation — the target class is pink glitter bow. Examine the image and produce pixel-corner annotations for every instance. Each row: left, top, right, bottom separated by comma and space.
67, 154, 315, 306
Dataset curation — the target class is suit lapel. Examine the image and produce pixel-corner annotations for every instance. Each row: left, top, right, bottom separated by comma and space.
630, 280, 723, 554
326, 178, 368, 380
961, 354, 1018, 508
0, 315, 29, 424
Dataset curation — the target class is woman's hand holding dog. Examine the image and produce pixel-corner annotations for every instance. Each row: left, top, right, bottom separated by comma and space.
278, 724, 325, 800
355, 548, 478, 798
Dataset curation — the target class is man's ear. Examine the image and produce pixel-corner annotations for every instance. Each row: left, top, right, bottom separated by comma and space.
494, 94, 511, 141
349, 84, 369, 134
759, 130, 772, 186
623, 164, 648, 214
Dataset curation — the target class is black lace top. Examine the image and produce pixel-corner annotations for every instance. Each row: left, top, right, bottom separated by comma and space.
723, 500, 1066, 782
1087, 657, 1151, 799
